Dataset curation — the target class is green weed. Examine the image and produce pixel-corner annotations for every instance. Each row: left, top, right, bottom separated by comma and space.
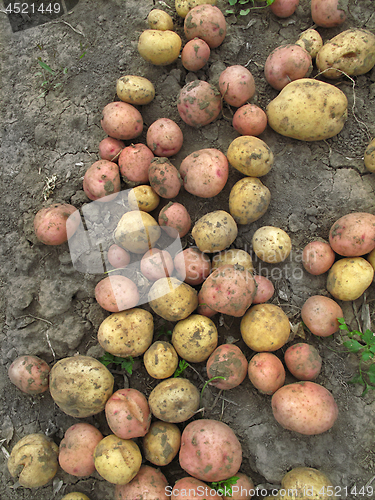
99, 352, 134, 375
173, 359, 189, 377
35, 58, 68, 98
209, 476, 240, 496
226, 0, 275, 16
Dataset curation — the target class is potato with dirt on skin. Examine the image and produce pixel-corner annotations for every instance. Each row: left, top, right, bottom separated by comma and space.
149, 157, 183, 199
142, 421, 181, 466
221, 473, 255, 500
219, 65, 256, 107
172, 314, 218, 363
174, 247, 211, 285
248, 352, 285, 395
99, 137, 124, 162
295, 28, 323, 58
252, 275, 274, 304
284, 343, 322, 381
229, 177, 271, 225
311, 0, 346, 27
146, 118, 183, 157
101, 101, 143, 140
302, 240, 335, 275
270, 0, 299, 18
144, 341, 179, 379
301, 295, 343, 338
227, 136, 274, 177
34, 203, 78, 245
281, 467, 335, 500
184, 4, 226, 48
107, 243, 131, 269
264, 44, 312, 91
232, 104, 268, 137
95, 275, 139, 312
252, 226, 291, 264
128, 185, 160, 212
148, 277, 198, 322
197, 288, 217, 318
115, 465, 169, 500
141, 248, 174, 281
158, 202, 191, 238
212, 248, 253, 273
61, 494, 91, 500
192, 210, 238, 253
148, 9, 173, 30
329, 212, 375, 257
172, 477, 222, 499
138, 29, 182, 66
115, 210, 161, 254
119, 143, 154, 185
364, 138, 375, 173
8, 355, 50, 395
116, 75, 155, 105
175, 0, 217, 18
83, 160, 121, 202
177, 80, 222, 128
327, 257, 374, 301
206, 344, 248, 390
181, 38, 210, 71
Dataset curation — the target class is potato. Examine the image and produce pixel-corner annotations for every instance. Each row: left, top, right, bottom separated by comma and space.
219, 65, 255, 107
270, 0, 299, 18
8, 355, 50, 395
211, 248, 253, 273
95, 275, 139, 313
147, 9, 174, 30
141, 248, 174, 281
232, 104, 268, 137
301, 295, 343, 337
229, 177, 271, 225
281, 467, 334, 500
329, 212, 375, 257
94, 434, 142, 485
98, 308, 153, 357
248, 352, 285, 395
142, 421, 181, 466
266, 78, 348, 141
119, 143, 154, 185
138, 29, 182, 66
192, 210, 238, 253
284, 343, 322, 381
221, 473, 255, 500
146, 118, 183, 157
295, 28, 323, 58
148, 377, 200, 423
158, 202, 191, 237
364, 138, 375, 172
302, 240, 335, 275
368, 247, 375, 270
83, 160, 121, 202
241, 303, 290, 352
115, 465, 169, 500
184, 4, 226, 48
148, 277, 198, 321
101, 101, 143, 140
172, 477, 222, 499
99, 137, 124, 162
172, 314, 218, 363
177, 80, 222, 128
116, 75, 155, 105
128, 185, 160, 212
180, 148, 228, 198
264, 44, 312, 91
227, 136, 274, 177
59, 423, 103, 477
206, 344, 248, 390
174, 247, 211, 285
61, 494, 91, 500
179, 419, 242, 482
175, 0, 217, 18
149, 157, 183, 199
316, 29, 375, 79
49, 355, 114, 418
8, 433, 59, 488
327, 257, 374, 301
144, 341, 179, 379
271, 381, 338, 435
252, 275, 274, 304
105, 388, 151, 439
197, 288, 217, 318
115, 210, 161, 254
181, 38, 210, 71
34, 203, 78, 245
311, 0, 346, 28
252, 226, 291, 263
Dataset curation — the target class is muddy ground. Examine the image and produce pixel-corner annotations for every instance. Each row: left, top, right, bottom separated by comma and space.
1, 0, 375, 499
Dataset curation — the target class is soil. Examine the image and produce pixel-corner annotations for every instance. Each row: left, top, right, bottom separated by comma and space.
1, 0, 375, 499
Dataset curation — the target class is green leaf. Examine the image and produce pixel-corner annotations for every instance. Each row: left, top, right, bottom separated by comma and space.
239, 0, 249, 4
99, 352, 115, 367
367, 371, 375, 385
266, 0, 275, 4
343, 339, 364, 353
79, 52, 87, 59
210, 476, 239, 496
228, 0, 238, 5
225, 8, 236, 13
38, 59, 55, 74
361, 351, 372, 362
63, 67, 68, 74
239, 8, 251, 14
348, 373, 365, 386
201, 376, 226, 397
367, 364, 375, 375
174, 359, 189, 378
363, 329, 375, 345
120, 357, 134, 375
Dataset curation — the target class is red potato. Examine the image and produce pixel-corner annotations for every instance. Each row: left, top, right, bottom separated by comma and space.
34, 203, 78, 245
177, 80, 222, 128
174, 247, 211, 285
311, 0, 346, 28
179, 419, 242, 482
95, 275, 139, 312
284, 343, 322, 381
59, 423, 103, 477
252, 275, 275, 304
149, 157, 183, 199
83, 160, 121, 201
181, 38, 211, 71
271, 381, 338, 435
219, 65, 256, 108
146, 118, 184, 157
115, 465, 169, 500
118, 143, 154, 184
222, 473, 255, 500
264, 44, 313, 90
232, 104, 268, 137
302, 240, 335, 275
184, 4, 226, 48
329, 212, 375, 257
158, 202, 191, 237
107, 244, 131, 269
140, 248, 174, 281
172, 477, 222, 500
270, 0, 299, 18
99, 137, 124, 162
105, 388, 151, 439
8, 355, 50, 395
206, 344, 248, 390
197, 288, 217, 318
248, 352, 285, 395
301, 295, 343, 337
100, 101, 143, 141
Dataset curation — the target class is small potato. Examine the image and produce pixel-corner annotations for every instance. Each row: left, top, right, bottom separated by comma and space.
248, 352, 286, 395
142, 422, 181, 466
222, 473, 255, 500
115, 465, 169, 500
229, 177, 271, 225
149, 157, 183, 199
252, 275, 274, 304
364, 138, 375, 172
232, 104, 268, 137
95, 275, 139, 313
147, 118, 183, 157
211, 248, 253, 273
329, 212, 375, 257
181, 38, 210, 71
284, 343, 322, 381
8, 434, 59, 488
227, 136, 274, 177
99, 137, 124, 162
295, 28, 323, 58
148, 277, 198, 322
281, 467, 334, 500
116, 75, 155, 105
327, 257, 374, 301
252, 226, 292, 263
174, 247, 211, 285
141, 248, 174, 281
302, 240, 335, 275
206, 344, 248, 390
175, 0, 217, 18
101, 102, 143, 141
34, 203, 78, 246
83, 160, 121, 201
219, 65, 256, 107
94, 434, 142, 485
143, 341, 179, 379
119, 143, 154, 185
301, 295, 343, 337
148, 9, 173, 30
177, 80, 222, 128
128, 185, 160, 212
115, 210, 161, 254
8, 355, 50, 395
61, 494, 91, 500
311, 0, 346, 28
184, 4, 226, 48
192, 210, 238, 253
172, 314, 218, 363
148, 377, 200, 423
270, 0, 299, 18
138, 29, 182, 66
264, 44, 312, 91
158, 202, 191, 237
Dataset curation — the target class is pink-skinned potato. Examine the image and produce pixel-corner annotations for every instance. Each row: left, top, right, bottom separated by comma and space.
311, 0, 346, 27
301, 295, 343, 337
177, 80, 222, 128
248, 352, 285, 395
222, 473, 255, 500
101, 101, 143, 141
59, 423, 103, 477
184, 4, 226, 48
146, 118, 183, 157
107, 244, 131, 269
34, 203, 79, 245
270, 0, 299, 18
83, 160, 121, 201
219, 65, 255, 107
115, 465, 169, 500
172, 477, 222, 500
99, 137, 124, 162
174, 247, 211, 285
8, 355, 50, 395
233, 104, 267, 137
197, 288, 217, 318
302, 240, 335, 275
141, 248, 174, 281
158, 202, 191, 237
206, 344, 248, 390
95, 275, 139, 312
149, 157, 183, 199
284, 343, 322, 381
181, 38, 210, 71
264, 44, 312, 90
252, 275, 274, 304
119, 143, 154, 185
271, 381, 338, 435
329, 212, 375, 257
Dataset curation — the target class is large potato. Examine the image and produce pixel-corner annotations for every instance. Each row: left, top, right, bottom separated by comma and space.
184, 4, 226, 48
116, 75, 155, 105
192, 210, 238, 253
227, 136, 274, 177
266, 78, 348, 141
326, 257, 374, 301
49, 355, 114, 418
172, 314, 218, 363
252, 226, 291, 263
211, 248, 253, 273
115, 210, 161, 254
329, 212, 375, 257
316, 29, 375, 79
148, 277, 198, 321
142, 421, 181, 466
229, 177, 271, 225
138, 29, 181, 66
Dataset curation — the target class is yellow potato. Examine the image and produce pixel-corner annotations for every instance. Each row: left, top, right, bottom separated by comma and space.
364, 138, 375, 173
175, 0, 217, 18
61, 494, 91, 500
147, 9, 174, 30
148, 277, 198, 321
143, 341, 179, 379
316, 29, 375, 79
143, 421, 181, 466
211, 248, 253, 273
116, 75, 155, 105
227, 136, 274, 177
128, 185, 160, 212
327, 257, 374, 301
138, 29, 181, 66
252, 226, 291, 263
295, 28, 323, 58
368, 247, 375, 269
172, 314, 218, 363
115, 210, 161, 254
281, 467, 334, 499
266, 79, 348, 141
229, 177, 271, 225
192, 210, 238, 253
